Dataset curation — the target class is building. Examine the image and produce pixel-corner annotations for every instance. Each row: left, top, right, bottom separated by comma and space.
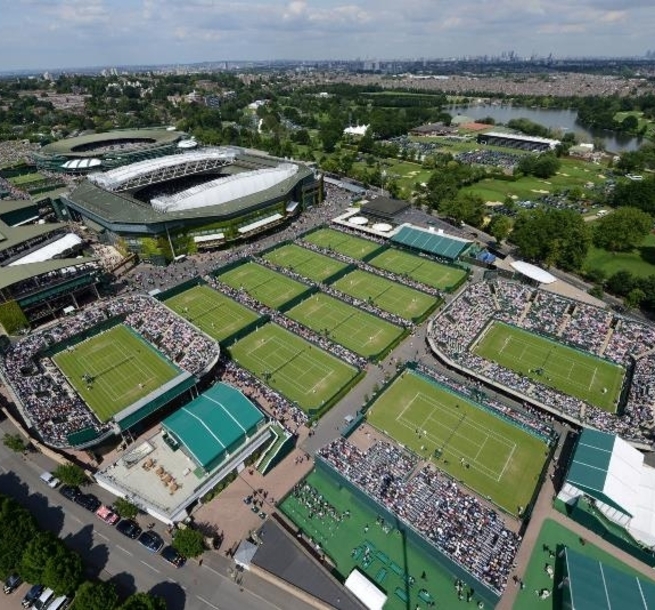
96, 383, 274, 524
409, 123, 456, 137
60, 147, 321, 263
476, 131, 560, 152
390, 224, 473, 261
558, 429, 655, 547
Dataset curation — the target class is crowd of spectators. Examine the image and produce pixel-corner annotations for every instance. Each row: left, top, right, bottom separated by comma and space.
318, 437, 518, 595
0, 294, 219, 447
430, 278, 655, 444
456, 150, 521, 171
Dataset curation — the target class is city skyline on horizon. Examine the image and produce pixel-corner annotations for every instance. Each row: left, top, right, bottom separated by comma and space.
2, 0, 654, 73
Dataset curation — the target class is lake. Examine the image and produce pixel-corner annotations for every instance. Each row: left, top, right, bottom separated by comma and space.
448, 103, 644, 153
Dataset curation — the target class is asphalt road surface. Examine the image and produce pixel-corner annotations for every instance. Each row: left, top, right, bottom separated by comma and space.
0, 418, 316, 610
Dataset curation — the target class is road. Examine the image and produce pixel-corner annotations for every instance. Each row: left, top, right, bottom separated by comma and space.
0, 417, 316, 610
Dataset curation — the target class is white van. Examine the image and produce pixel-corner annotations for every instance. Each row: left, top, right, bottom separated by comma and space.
39, 472, 60, 489
48, 595, 69, 610
33, 587, 55, 610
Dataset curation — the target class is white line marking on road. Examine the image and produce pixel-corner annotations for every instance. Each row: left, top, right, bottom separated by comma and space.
70, 515, 83, 525
140, 560, 160, 574
115, 545, 133, 556
196, 595, 221, 609
167, 577, 185, 589
95, 532, 109, 541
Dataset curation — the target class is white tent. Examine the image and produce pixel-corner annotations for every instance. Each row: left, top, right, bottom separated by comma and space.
510, 260, 557, 284
344, 569, 387, 610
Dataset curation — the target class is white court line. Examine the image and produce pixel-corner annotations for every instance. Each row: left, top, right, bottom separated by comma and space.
497, 444, 517, 481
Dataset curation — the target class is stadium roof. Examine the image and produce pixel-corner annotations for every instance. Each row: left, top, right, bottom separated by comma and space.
481, 131, 561, 148
39, 128, 186, 158
391, 224, 472, 260
0, 257, 97, 291
9, 233, 83, 266
344, 569, 387, 610
0, 220, 67, 254
510, 260, 557, 284
360, 197, 411, 219
563, 547, 655, 610
162, 383, 264, 471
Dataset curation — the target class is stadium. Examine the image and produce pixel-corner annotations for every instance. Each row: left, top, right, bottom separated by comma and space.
32, 127, 190, 173
60, 146, 321, 263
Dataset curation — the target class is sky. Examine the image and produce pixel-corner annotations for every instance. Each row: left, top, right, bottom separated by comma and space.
1, 0, 654, 71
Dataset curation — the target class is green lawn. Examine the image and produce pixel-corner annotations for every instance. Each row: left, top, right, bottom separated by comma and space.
164, 284, 260, 343
263, 243, 349, 282
584, 232, 655, 278
475, 322, 624, 412
216, 261, 308, 309
303, 227, 383, 260
280, 468, 488, 610
514, 518, 655, 610
367, 370, 548, 515
332, 269, 439, 321
52, 325, 180, 422
369, 248, 467, 290
229, 323, 359, 413
8, 172, 45, 185
286, 293, 404, 359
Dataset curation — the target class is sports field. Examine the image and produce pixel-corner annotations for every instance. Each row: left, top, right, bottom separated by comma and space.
280, 468, 488, 610
263, 244, 349, 282
369, 248, 467, 291
474, 322, 624, 412
366, 370, 549, 514
164, 284, 260, 343
303, 227, 382, 259
229, 323, 360, 412
52, 325, 180, 422
332, 269, 438, 320
216, 262, 308, 309
287, 293, 404, 359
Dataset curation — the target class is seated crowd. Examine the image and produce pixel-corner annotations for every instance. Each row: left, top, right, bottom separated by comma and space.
318, 437, 518, 594
430, 278, 655, 444
0, 294, 219, 447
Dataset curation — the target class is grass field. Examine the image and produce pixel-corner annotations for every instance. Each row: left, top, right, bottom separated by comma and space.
164, 284, 260, 343
332, 269, 439, 320
474, 322, 624, 412
366, 370, 549, 514
263, 243, 349, 282
229, 323, 359, 412
52, 325, 180, 422
286, 293, 404, 359
303, 228, 382, 260
584, 232, 655, 279
8, 172, 45, 186
280, 468, 488, 610
216, 262, 308, 309
369, 248, 467, 290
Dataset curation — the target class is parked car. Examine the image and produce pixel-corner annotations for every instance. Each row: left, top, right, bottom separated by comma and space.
116, 519, 142, 540
21, 584, 44, 608
59, 485, 81, 501
138, 530, 164, 553
161, 545, 186, 568
39, 472, 59, 489
3, 573, 22, 594
95, 505, 120, 525
74, 493, 101, 512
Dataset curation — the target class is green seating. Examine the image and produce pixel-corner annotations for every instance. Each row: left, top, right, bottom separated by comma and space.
375, 568, 387, 584
351, 547, 363, 561
390, 562, 403, 576
376, 551, 390, 565
394, 587, 408, 602
419, 589, 433, 603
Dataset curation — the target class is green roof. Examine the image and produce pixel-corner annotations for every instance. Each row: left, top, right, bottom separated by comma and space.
0, 257, 98, 291
0, 220, 66, 254
563, 547, 655, 610
391, 225, 471, 260
162, 383, 264, 470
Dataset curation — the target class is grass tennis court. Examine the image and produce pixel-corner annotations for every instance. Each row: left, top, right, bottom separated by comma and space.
263, 243, 349, 282
287, 293, 405, 359
229, 323, 360, 412
164, 284, 260, 343
280, 468, 488, 610
474, 322, 624, 412
369, 248, 467, 291
332, 269, 439, 320
367, 370, 549, 514
303, 227, 382, 259
216, 261, 308, 309
52, 325, 180, 422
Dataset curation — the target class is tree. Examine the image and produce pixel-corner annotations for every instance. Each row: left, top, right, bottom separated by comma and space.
19, 532, 61, 584
53, 463, 88, 488
172, 527, 205, 559
42, 547, 83, 596
487, 215, 513, 243
113, 498, 139, 520
593, 207, 653, 252
612, 177, 655, 214
3, 433, 27, 453
625, 288, 646, 309
0, 496, 37, 578
71, 581, 118, 610
118, 592, 167, 610
440, 193, 486, 228
426, 169, 458, 210
606, 270, 635, 297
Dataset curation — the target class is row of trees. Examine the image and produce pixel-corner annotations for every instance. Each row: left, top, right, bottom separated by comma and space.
0, 494, 165, 610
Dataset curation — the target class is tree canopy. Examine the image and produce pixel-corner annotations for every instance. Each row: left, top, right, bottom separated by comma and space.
593, 207, 653, 252
439, 192, 486, 228
118, 592, 167, 610
516, 153, 561, 178
71, 581, 119, 610
113, 498, 139, 520
487, 214, 513, 243
611, 177, 655, 214
53, 463, 88, 488
172, 527, 205, 559
0, 495, 38, 578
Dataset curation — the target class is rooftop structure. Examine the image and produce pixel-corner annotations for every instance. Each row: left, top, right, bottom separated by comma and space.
360, 197, 411, 221
477, 130, 560, 152
391, 224, 472, 260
